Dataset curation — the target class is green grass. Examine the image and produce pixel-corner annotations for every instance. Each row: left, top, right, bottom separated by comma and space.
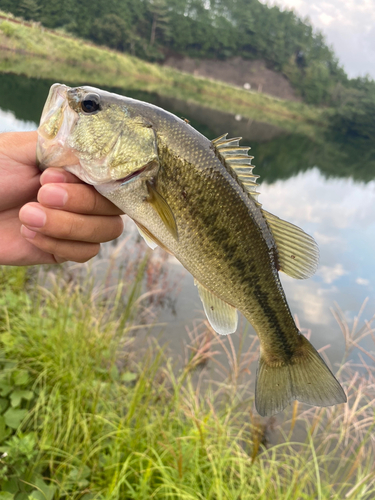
0, 12, 324, 139
0, 259, 374, 499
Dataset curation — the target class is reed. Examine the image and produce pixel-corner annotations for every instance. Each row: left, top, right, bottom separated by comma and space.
0, 252, 374, 499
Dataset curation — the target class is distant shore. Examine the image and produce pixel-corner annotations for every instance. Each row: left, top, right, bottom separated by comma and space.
0, 12, 325, 142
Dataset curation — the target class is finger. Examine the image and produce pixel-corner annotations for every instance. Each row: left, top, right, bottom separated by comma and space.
0, 131, 38, 167
19, 202, 124, 243
0, 207, 55, 266
21, 225, 101, 263
40, 167, 83, 185
37, 183, 123, 216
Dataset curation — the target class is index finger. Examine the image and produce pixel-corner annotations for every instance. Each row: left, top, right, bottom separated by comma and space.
38, 182, 124, 216
40, 167, 84, 185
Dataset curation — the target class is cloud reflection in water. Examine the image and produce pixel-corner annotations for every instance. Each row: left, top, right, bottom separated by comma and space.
260, 168, 375, 337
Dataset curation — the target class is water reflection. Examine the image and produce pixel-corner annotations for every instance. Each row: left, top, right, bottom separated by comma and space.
1, 72, 374, 182
261, 169, 375, 336
0, 108, 37, 132
1, 72, 374, 366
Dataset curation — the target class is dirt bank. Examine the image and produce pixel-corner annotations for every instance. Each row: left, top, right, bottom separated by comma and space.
157, 94, 286, 143
163, 56, 301, 103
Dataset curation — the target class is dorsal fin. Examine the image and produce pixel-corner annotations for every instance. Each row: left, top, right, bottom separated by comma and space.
261, 210, 319, 279
212, 135, 318, 280
212, 134, 260, 204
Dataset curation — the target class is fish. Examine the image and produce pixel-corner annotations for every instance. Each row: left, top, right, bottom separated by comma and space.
36, 83, 347, 416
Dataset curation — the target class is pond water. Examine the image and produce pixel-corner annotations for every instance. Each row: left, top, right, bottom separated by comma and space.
1, 72, 375, 369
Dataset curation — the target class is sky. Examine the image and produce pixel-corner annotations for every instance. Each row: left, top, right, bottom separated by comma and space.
260, 0, 375, 80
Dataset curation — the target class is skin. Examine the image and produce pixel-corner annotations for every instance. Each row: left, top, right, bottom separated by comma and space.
0, 131, 124, 265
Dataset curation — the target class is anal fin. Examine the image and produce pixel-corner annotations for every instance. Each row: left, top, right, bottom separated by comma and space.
195, 281, 238, 335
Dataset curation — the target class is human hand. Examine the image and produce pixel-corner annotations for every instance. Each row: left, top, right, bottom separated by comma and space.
0, 131, 124, 266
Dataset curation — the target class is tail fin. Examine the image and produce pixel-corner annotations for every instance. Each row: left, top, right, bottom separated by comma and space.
255, 334, 347, 417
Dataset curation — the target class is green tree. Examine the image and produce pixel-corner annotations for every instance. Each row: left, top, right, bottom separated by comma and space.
0, 0, 373, 111
148, 0, 171, 46
17, 0, 40, 21
327, 78, 375, 142
90, 13, 131, 51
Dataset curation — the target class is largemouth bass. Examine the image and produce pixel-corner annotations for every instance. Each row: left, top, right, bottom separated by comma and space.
36, 84, 346, 416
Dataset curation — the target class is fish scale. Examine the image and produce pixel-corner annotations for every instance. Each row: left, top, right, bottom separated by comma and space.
143, 140, 310, 362
36, 83, 347, 417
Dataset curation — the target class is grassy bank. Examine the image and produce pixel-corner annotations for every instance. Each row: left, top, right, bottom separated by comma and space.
0, 12, 324, 140
0, 261, 374, 499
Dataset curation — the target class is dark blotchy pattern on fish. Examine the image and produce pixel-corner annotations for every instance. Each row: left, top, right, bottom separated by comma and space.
156, 140, 299, 362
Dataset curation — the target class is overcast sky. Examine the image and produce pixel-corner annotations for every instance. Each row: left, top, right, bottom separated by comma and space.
260, 0, 375, 80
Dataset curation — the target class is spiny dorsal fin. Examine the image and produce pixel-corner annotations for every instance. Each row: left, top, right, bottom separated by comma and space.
212, 134, 260, 203
213, 134, 318, 280
212, 133, 229, 145
195, 280, 238, 335
262, 210, 319, 279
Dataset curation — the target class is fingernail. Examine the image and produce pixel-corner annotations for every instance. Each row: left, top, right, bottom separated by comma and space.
21, 225, 37, 239
20, 205, 47, 228
40, 169, 66, 185
39, 184, 68, 208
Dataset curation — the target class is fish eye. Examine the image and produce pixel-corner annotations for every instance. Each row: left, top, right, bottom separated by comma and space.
81, 94, 101, 114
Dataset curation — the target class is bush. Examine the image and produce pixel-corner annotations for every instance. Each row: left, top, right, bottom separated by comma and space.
0, 21, 16, 37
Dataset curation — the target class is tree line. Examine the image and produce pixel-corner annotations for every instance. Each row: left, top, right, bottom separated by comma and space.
1, 0, 374, 144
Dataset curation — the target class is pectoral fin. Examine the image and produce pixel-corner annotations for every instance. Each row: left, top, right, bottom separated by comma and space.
146, 182, 178, 240
195, 281, 238, 335
262, 210, 319, 279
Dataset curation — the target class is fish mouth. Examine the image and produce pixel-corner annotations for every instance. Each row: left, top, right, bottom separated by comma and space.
118, 164, 149, 185
94, 161, 157, 196
37, 83, 78, 170
38, 84, 69, 138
